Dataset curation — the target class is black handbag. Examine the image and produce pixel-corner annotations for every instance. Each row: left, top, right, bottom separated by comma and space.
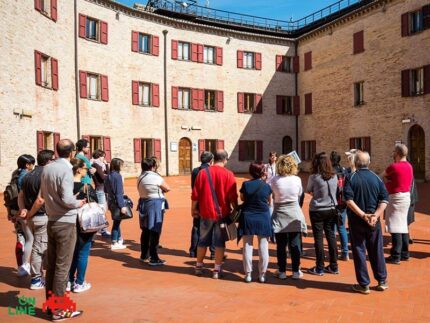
326, 180, 343, 227
109, 195, 134, 221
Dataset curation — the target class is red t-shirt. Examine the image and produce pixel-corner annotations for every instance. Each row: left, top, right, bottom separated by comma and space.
385, 161, 413, 194
191, 165, 238, 221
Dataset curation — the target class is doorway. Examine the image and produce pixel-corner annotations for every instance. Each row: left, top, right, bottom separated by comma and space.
282, 136, 293, 154
179, 137, 192, 175
408, 125, 425, 180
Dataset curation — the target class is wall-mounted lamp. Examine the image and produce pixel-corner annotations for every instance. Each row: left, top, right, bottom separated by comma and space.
115, 11, 120, 20
226, 37, 231, 44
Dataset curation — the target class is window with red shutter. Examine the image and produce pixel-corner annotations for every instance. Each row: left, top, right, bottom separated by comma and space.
216, 91, 224, 112
353, 30, 364, 54
152, 84, 160, 107
191, 43, 198, 62
53, 132, 60, 156
79, 14, 86, 38
254, 94, 263, 114
197, 44, 204, 63
51, 0, 57, 21
424, 5, 430, 30
132, 81, 139, 105
171, 40, 178, 59
304, 51, 312, 71
103, 136, 112, 162
152, 36, 159, 56
237, 50, 243, 68
131, 31, 139, 52
100, 21, 108, 44
256, 141, 263, 161
198, 89, 204, 111
134, 138, 142, 163
239, 141, 246, 161
35, 0, 42, 11
424, 65, 430, 94
51, 58, 58, 90
237, 92, 244, 113
293, 56, 300, 73
215, 47, 223, 65
34, 51, 42, 86
305, 93, 312, 114
255, 53, 262, 70
293, 96, 300, 115
171, 86, 178, 109
401, 13, 410, 37
191, 89, 199, 110
216, 140, 224, 151
198, 140, 205, 158
401, 69, 411, 97
154, 139, 162, 161
37, 131, 44, 153
101, 75, 109, 102
276, 55, 282, 72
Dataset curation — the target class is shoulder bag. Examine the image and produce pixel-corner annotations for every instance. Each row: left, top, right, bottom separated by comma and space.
326, 180, 343, 227
78, 185, 109, 233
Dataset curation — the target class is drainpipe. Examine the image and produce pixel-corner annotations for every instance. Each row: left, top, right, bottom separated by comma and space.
163, 30, 169, 176
294, 41, 299, 152
74, 0, 81, 139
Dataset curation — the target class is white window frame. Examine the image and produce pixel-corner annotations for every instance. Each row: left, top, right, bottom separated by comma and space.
87, 74, 100, 100
203, 46, 215, 64
243, 52, 255, 69
139, 83, 151, 106
178, 42, 190, 61
178, 88, 190, 109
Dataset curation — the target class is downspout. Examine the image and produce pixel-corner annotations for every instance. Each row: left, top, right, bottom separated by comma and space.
294, 41, 299, 152
163, 30, 169, 176
74, 0, 81, 139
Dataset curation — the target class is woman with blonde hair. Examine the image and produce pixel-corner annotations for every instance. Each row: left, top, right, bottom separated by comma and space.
270, 155, 307, 280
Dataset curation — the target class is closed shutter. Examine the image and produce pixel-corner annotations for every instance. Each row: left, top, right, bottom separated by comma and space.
131, 31, 139, 52
276, 55, 282, 72
153, 139, 161, 161
198, 89, 204, 110
293, 96, 300, 115
239, 141, 246, 161
51, 0, 57, 21
237, 92, 244, 113
276, 96, 283, 114
35, 0, 42, 11
255, 52, 262, 70
197, 44, 204, 63
171, 40, 178, 60
134, 138, 142, 163
79, 71, 87, 98
215, 47, 223, 65
254, 94, 263, 114
152, 36, 159, 56
191, 43, 198, 62
424, 65, 430, 94
100, 21, 108, 44
79, 14, 86, 38
363, 137, 371, 155
424, 5, 430, 30
237, 50, 243, 68
53, 132, 60, 157
152, 83, 160, 107
198, 139, 205, 158
216, 140, 224, 150
132, 81, 139, 105
101, 75, 109, 102
304, 51, 312, 71
305, 93, 312, 114
191, 89, 199, 110
37, 131, 44, 153
301, 141, 305, 160
103, 136, 111, 162
51, 58, 58, 90
256, 141, 263, 161
293, 56, 300, 73
216, 91, 224, 112
311, 141, 316, 159
355, 30, 365, 54
35, 51, 42, 85
171, 86, 178, 109
401, 13, 410, 37
349, 138, 355, 149
401, 69, 410, 97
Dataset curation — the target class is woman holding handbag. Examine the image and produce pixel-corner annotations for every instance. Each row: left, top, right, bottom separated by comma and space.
239, 161, 272, 283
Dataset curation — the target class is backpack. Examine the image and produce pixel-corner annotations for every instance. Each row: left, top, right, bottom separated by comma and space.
4, 173, 20, 213
335, 167, 346, 209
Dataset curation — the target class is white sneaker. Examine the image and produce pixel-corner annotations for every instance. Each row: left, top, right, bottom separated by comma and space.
111, 242, 126, 250
259, 274, 266, 283
66, 281, 73, 292
118, 238, 124, 245
17, 263, 30, 277
275, 270, 287, 280
292, 270, 304, 280
244, 273, 252, 283
73, 281, 91, 293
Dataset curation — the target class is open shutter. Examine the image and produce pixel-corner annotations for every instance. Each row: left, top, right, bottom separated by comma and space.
197, 44, 204, 63
79, 71, 87, 98
171, 86, 178, 109
424, 5, 430, 30
254, 94, 263, 114
79, 14, 86, 38
239, 141, 246, 161
301, 141, 305, 160
103, 136, 111, 162
101, 75, 109, 102
363, 137, 371, 155
256, 141, 263, 161
35, 51, 42, 85
293, 56, 300, 73
424, 65, 430, 94
353, 30, 364, 54
191, 43, 198, 62
100, 21, 108, 44
401, 69, 410, 97
151, 35, 159, 56
276, 55, 282, 72
401, 13, 410, 37
134, 138, 142, 163
152, 83, 160, 107
37, 131, 44, 153
304, 51, 312, 71
215, 47, 223, 65
198, 139, 205, 158
51, 58, 58, 90
53, 132, 60, 157
35, 0, 42, 11
237, 92, 244, 113
276, 96, 283, 114
216, 91, 224, 112
311, 141, 316, 159
349, 138, 355, 149
216, 140, 224, 151
132, 81, 139, 105
237, 50, 243, 68
171, 40, 178, 59
305, 93, 312, 114
154, 139, 161, 161
51, 0, 57, 21
255, 52, 262, 70
191, 89, 199, 110
198, 89, 204, 111
131, 31, 139, 52
293, 96, 300, 115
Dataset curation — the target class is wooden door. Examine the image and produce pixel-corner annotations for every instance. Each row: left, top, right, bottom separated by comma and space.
179, 138, 192, 175
409, 125, 425, 180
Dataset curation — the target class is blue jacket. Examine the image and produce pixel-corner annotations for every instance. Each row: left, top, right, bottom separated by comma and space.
138, 198, 166, 233
105, 171, 125, 208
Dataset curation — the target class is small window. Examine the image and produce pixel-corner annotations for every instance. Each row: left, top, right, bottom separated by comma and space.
203, 46, 215, 64
87, 73, 100, 100
205, 90, 216, 111
43, 132, 54, 150
354, 81, 364, 106
139, 83, 151, 106
205, 139, 217, 155
410, 10, 423, 34
411, 68, 424, 95
139, 34, 151, 54
86, 18, 99, 41
90, 136, 102, 151
280, 96, 292, 114
244, 93, 255, 112
41, 54, 52, 88
243, 52, 255, 69
141, 139, 154, 159
178, 88, 190, 109
244, 141, 256, 161
281, 56, 292, 73
41, 0, 51, 15
178, 42, 190, 61
350, 136, 371, 154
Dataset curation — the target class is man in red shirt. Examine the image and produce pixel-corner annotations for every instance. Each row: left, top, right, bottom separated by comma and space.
382, 144, 414, 265
191, 150, 238, 279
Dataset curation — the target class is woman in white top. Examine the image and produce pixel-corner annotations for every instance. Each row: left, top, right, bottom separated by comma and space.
270, 155, 307, 280
264, 151, 278, 183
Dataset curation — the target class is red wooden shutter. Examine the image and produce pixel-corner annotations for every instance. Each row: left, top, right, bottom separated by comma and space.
237, 50, 243, 68
171, 86, 178, 109
131, 31, 139, 52
311, 141, 316, 159
350, 138, 355, 149
216, 91, 224, 112
401, 69, 410, 97
152, 36, 159, 56
197, 44, 204, 63
134, 138, 142, 163
132, 81, 139, 105
401, 13, 409, 37
255, 52, 262, 70
256, 141, 263, 161
216, 140, 224, 150
101, 75, 109, 102
191, 89, 199, 110
305, 93, 312, 114
171, 40, 178, 59
35, 0, 42, 11
304, 51, 312, 71
237, 92, 244, 113
51, 58, 58, 90
53, 132, 60, 157
79, 14, 86, 38
276, 55, 282, 72
152, 83, 160, 107
153, 139, 162, 161
215, 47, 223, 65
424, 65, 430, 94
37, 131, 44, 153
100, 21, 108, 44
199, 89, 204, 110
254, 94, 263, 114
363, 137, 371, 155
301, 141, 305, 160
191, 43, 198, 62
424, 5, 430, 30
79, 71, 87, 98
239, 141, 246, 161
293, 96, 300, 115
103, 136, 112, 162
198, 139, 205, 158
34, 51, 42, 85
276, 96, 283, 114
51, 0, 57, 21
353, 30, 364, 54
293, 56, 300, 73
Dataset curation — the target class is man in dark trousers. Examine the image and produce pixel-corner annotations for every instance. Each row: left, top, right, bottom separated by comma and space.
189, 151, 214, 258
343, 150, 389, 294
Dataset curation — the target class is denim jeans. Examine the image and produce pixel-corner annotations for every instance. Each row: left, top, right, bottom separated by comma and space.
112, 220, 122, 242
96, 190, 106, 206
335, 209, 349, 255
69, 229, 94, 285
391, 233, 409, 260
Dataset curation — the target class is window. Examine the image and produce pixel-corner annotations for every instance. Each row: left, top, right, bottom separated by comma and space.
205, 139, 217, 155
243, 141, 255, 161
79, 15, 107, 44
35, 0, 57, 21
81, 135, 111, 161
276, 96, 292, 115
350, 137, 371, 154
243, 52, 255, 69
139, 34, 151, 54
138, 83, 151, 106
281, 56, 292, 72
243, 93, 255, 113
40, 54, 51, 87
37, 131, 60, 153
304, 51, 312, 71
304, 93, 312, 115
134, 138, 161, 163
353, 30, 364, 54
86, 18, 98, 40
35, 51, 58, 90
141, 139, 154, 159
203, 46, 215, 64
239, 140, 263, 161
204, 90, 216, 111
178, 88, 191, 109
411, 68, 424, 95
90, 136, 102, 151
301, 140, 316, 161
87, 74, 100, 100
40, 0, 51, 15
178, 42, 190, 61
410, 10, 424, 34
354, 82, 364, 106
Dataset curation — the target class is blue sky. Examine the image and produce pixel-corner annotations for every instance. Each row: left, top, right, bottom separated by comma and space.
117, 0, 339, 21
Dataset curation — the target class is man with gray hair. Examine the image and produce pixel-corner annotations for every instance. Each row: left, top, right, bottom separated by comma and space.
343, 150, 389, 294
382, 144, 413, 265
